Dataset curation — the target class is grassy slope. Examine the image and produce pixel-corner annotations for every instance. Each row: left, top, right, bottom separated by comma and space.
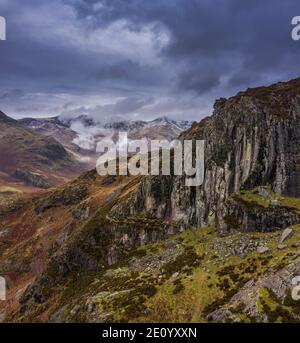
28, 222, 300, 323
18, 190, 300, 323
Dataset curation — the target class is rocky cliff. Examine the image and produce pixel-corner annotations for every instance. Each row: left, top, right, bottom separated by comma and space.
124, 78, 300, 233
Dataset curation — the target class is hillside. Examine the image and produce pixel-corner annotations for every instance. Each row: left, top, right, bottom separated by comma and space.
0, 111, 85, 191
18, 117, 78, 153
1, 77, 300, 323
18, 116, 97, 168
0, 170, 141, 322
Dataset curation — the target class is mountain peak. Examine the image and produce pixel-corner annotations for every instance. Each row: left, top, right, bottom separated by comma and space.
60, 114, 97, 127
152, 116, 172, 123
0, 110, 17, 124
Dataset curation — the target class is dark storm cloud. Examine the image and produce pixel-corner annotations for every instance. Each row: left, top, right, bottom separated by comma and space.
77, 0, 300, 93
60, 96, 155, 122
0, 0, 300, 120
177, 67, 221, 95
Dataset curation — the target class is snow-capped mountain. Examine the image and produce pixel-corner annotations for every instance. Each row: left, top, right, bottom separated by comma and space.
19, 115, 194, 165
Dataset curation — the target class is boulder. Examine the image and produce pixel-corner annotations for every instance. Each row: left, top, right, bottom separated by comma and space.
258, 187, 271, 198
280, 228, 293, 243
271, 199, 281, 206
257, 246, 271, 254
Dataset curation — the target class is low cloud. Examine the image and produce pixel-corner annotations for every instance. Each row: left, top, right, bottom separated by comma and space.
70, 120, 112, 151
60, 96, 155, 123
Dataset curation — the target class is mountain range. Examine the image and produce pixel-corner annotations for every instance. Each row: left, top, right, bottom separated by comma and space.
20, 115, 194, 151
1, 78, 300, 323
0, 113, 192, 191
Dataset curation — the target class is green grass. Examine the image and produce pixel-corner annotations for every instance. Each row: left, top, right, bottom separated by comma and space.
19, 220, 300, 323
234, 187, 300, 212
279, 196, 300, 211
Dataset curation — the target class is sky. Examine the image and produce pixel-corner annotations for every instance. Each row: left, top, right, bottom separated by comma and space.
0, 0, 300, 122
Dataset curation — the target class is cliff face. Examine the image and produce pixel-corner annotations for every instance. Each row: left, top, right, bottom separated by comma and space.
125, 79, 300, 232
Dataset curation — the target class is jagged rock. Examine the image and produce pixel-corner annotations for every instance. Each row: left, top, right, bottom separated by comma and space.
107, 246, 118, 266
34, 183, 89, 214
222, 198, 300, 233
0, 196, 25, 217
271, 199, 281, 206
208, 259, 300, 323
258, 187, 271, 198
103, 270, 114, 278
277, 244, 287, 250
72, 207, 90, 220
0, 257, 31, 273
214, 97, 227, 109
13, 169, 50, 189
280, 228, 294, 243
128, 244, 182, 273
0, 228, 11, 238
101, 175, 117, 185
257, 246, 271, 254
49, 225, 72, 254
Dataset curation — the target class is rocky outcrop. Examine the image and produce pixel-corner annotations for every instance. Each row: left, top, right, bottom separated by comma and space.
33, 180, 90, 214
208, 258, 300, 323
221, 196, 300, 233
124, 79, 300, 232
13, 169, 50, 189
19, 206, 179, 314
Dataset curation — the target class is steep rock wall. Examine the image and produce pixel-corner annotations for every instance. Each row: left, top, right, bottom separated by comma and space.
126, 79, 300, 231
